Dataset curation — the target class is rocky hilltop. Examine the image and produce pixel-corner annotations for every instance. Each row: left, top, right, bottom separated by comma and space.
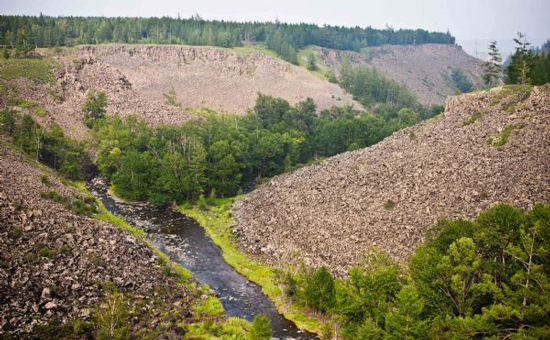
233, 85, 550, 275
318, 44, 484, 105
0, 143, 199, 335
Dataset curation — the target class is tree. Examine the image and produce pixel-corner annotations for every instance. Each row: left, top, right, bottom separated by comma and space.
82, 90, 107, 127
14, 28, 35, 57
483, 41, 502, 88
307, 52, 318, 71
250, 314, 272, 340
2, 46, 9, 59
506, 32, 532, 85
303, 266, 336, 312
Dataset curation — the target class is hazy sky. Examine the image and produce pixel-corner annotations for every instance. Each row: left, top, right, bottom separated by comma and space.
1, 0, 549, 56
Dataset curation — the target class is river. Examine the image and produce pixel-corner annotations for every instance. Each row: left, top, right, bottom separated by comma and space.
87, 177, 319, 340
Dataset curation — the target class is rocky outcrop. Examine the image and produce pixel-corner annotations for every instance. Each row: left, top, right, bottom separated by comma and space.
318, 44, 484, 106
0, 144, 195, 333
233, 85, 550, 276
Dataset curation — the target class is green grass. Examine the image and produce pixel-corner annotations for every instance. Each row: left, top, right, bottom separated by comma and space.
489, 85, 533, 112
34, 106, 48, 117
193, 285, 225, 318
463, 112, 485, 126
486, 123, 525, 147
0, 57, 57, 83
233, 42, 281, 59
178, 198, 324, 335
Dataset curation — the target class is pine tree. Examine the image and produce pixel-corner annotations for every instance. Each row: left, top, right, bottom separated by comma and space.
307, 52, 318, 71
483, 41, 502, 88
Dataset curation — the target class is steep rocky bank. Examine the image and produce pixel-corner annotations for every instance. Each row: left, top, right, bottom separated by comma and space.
318, 44, 484, 105
233, 85, 550, 275
0, 143, 199, 335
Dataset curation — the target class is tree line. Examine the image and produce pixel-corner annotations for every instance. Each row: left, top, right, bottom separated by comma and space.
0, 14, 455, 63
281, 203, 550, 340
484, 34, 550, 88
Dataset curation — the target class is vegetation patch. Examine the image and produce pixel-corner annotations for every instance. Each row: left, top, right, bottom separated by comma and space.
384, 199, 396, 211
486, 123, 525, 147
0, 57, 56, 83
462, 112, 484, 126
489, 84, 533, 111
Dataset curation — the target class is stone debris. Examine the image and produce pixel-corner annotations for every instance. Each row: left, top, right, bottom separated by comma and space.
233, 85, 550, 276
0, 144, 193, 334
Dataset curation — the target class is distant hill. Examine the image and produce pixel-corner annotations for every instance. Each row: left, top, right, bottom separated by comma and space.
233, 85, 550, 275
313, 43, 484, 105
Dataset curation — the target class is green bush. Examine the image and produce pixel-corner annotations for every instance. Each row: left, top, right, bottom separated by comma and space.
82, 90, 107, 128
249, 314, 272, 340
303, 266, 336, 312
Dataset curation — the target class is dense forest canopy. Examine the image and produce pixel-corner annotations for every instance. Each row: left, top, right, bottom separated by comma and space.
0, 14, 455, 63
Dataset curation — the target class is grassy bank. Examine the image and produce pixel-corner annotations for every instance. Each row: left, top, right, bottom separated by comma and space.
178, 198, 325, 335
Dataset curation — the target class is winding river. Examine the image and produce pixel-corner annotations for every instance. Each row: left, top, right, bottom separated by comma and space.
87, 177, 318, 340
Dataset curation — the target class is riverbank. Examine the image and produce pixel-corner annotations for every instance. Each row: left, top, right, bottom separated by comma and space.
178, 198, 326, 336
72, 180, 254, 339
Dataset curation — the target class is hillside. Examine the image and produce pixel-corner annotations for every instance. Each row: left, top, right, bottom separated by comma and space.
233, 85, 550, 275
316, 44, 484, 105
0, 45, 359, 140
78, 44, 358, 114
0, 142, 216, 336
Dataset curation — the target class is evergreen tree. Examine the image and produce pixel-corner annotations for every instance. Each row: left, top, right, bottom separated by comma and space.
483, 40, 502, 88
505, 32, 531, 85
307, 52, 318, 71
2, 46, 9, 59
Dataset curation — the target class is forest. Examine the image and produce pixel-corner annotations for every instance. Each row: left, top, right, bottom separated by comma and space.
280, 203, 550, 340
88, 93, 440, 205
0, 14, 455, 63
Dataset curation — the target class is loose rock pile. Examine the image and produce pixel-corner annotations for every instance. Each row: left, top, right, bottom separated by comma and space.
0, 144, 194, 334
233, 85, 550, 276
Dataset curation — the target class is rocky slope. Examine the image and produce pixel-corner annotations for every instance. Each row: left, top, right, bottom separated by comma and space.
233, 85, 550, 275
76, 44, 358, 114
1, 51, 194, 140
0, 143, 199, 335
317, 44, 484, 106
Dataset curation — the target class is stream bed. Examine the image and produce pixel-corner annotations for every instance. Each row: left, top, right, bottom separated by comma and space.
87, 177, 318, 340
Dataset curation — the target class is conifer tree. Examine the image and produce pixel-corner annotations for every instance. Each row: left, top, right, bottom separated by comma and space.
483, 41, 502, 88
505, 32, 531, 85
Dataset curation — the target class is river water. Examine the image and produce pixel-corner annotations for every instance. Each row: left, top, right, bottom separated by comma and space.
87, 177, 318, 340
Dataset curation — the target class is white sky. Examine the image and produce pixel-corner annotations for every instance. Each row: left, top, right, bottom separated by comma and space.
1, 0, 548, 57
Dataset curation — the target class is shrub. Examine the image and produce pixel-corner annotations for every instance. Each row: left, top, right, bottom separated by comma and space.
384, 199, 395, 211
249, 314, 272, 340
303, 266, 335, 312
93, 291, 130, 340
